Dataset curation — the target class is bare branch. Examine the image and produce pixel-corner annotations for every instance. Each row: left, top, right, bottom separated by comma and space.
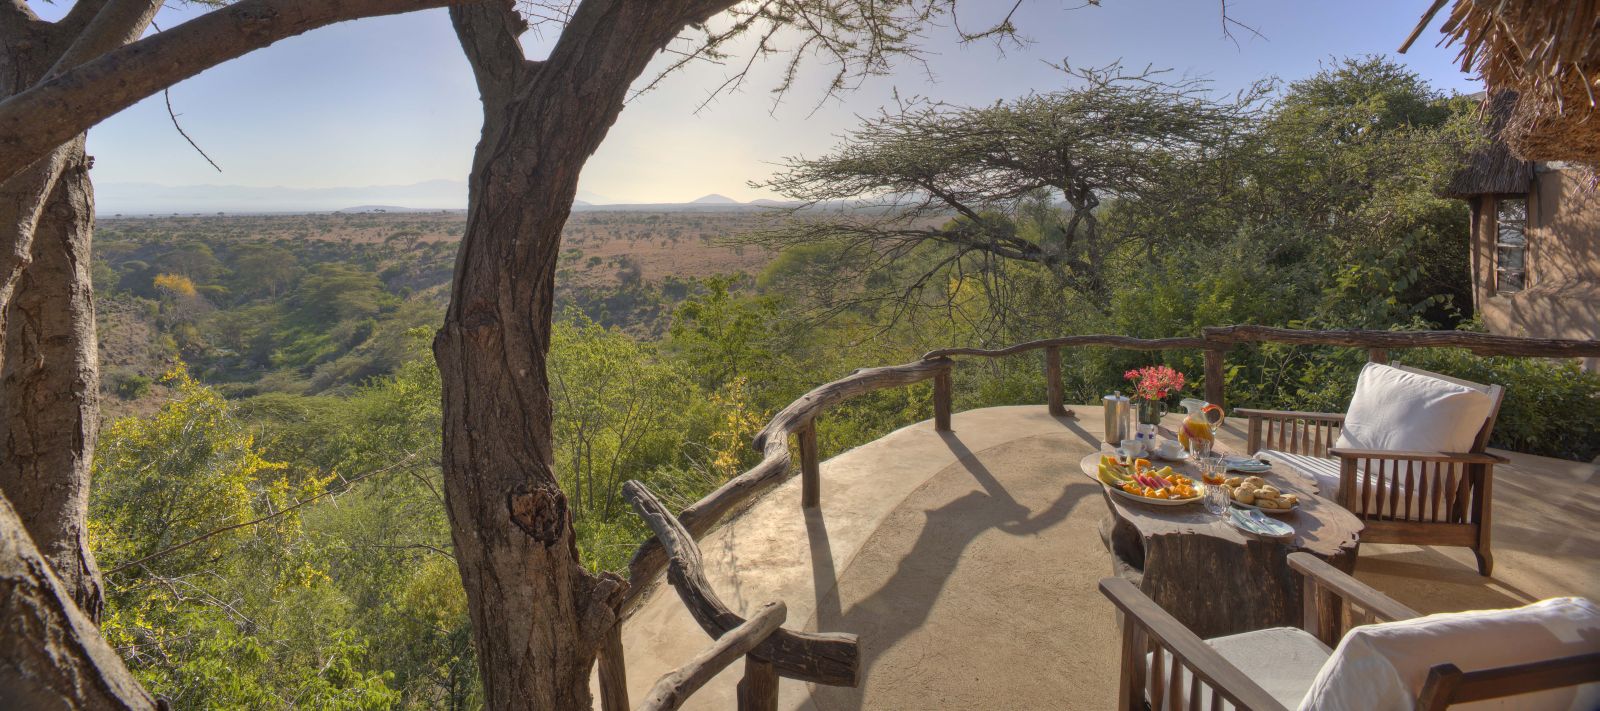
163, 88, 220, 172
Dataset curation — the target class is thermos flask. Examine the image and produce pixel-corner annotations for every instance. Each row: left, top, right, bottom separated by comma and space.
1102, 392, 1131, 445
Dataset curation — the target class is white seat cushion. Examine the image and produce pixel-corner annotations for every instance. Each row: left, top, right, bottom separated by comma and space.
1334, 363, 1493, 455
1255, 449, 1401, 507
1254, 449, 1344, 497
1298, 597, 1600, 711
1147, 627, 1331, 711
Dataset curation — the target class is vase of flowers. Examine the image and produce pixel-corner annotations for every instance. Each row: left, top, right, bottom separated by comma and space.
1124, 365, 1186, 425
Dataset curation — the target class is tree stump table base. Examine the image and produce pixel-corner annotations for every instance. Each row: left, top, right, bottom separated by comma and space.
1080, 450, 1362, 639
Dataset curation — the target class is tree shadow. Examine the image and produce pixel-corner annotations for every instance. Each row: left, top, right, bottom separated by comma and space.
806, 430, 1097, 710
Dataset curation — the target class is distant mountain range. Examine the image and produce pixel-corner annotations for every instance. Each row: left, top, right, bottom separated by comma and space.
94, 180, 798, 215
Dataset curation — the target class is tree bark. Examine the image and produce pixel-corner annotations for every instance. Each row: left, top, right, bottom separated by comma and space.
0, 490, 156, 710
0, 139, 105, 619
437, 1, 732, 707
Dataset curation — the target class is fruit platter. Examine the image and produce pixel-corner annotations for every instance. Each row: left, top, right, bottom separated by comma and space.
1217, 475, 1300, 514
1096, 454, 1201, 506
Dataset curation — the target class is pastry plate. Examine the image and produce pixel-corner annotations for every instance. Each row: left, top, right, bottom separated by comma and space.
1230, 499, 1299, 516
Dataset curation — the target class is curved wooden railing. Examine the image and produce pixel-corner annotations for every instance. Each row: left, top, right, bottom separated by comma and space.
604, 326, 1600, 709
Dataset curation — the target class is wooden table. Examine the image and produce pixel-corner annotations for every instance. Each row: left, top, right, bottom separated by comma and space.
1078, 448, 1362, 639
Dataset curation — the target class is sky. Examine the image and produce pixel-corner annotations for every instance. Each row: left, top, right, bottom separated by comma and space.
33, 1, 1483, 208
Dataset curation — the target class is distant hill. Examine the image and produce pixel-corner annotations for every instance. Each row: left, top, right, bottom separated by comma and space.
95, 179, 800, 215
337, 205, 453, 214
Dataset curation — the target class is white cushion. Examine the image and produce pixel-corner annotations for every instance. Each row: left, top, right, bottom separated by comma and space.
1297, 597, 1600, 711
1255, 449, 1345, 498
1254, 449, 1402, 507
1147, 627, 1331, 711
1333, 363, 1493, 455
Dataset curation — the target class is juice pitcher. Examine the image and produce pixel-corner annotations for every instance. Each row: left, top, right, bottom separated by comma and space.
1176, 398, 1225, 453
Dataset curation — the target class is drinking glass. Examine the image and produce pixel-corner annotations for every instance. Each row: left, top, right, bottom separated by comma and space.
1202, 479, 1230, 521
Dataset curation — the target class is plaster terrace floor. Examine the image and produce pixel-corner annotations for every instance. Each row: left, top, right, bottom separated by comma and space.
598, 405, 1600, 710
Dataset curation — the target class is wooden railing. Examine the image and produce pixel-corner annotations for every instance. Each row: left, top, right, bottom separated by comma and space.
604, 481, 858, 711
606, 326, 1600, 708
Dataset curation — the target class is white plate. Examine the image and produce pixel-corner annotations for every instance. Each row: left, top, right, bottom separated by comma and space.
1149, 449, 1190, 462
1230, 509, 1294, 537
1107, 483, 1201, 506
1224, 456, 1272, 473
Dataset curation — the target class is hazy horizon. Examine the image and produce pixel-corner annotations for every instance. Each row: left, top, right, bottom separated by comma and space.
38, 1, 1483, 208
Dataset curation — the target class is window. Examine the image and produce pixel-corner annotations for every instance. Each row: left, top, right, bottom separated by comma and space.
1495, 197, 1527, 294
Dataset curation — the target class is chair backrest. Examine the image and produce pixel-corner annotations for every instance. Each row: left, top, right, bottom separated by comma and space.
1393, 364, 1506, 453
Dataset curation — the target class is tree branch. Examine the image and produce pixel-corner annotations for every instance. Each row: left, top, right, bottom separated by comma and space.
46, 0, 161, 78
450, 0, 532, 103
0, 0, 478, 182
0, 491, 157, 709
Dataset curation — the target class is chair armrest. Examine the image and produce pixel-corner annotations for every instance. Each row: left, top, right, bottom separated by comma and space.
1235, 408, 1346, 423
1288, 553, 1419, 624
1328, 448, 1507, 465
1098, 578, 1289, 711
1419, 652, 1600, 710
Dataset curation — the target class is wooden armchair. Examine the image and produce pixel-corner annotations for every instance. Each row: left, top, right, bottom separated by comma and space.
1100, 553, 1600, 711
1238, 366, 1507, 576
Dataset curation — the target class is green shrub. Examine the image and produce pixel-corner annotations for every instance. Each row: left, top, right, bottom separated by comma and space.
114, 374, 152, 400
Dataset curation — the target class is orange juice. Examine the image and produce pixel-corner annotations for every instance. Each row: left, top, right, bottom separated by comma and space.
1177, 418, 1213, 449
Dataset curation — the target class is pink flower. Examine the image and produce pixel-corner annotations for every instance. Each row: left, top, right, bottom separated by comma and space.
1124, 365, 1187, 401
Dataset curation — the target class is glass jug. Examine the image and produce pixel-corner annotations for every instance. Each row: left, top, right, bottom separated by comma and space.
1176, 398, 1226, 454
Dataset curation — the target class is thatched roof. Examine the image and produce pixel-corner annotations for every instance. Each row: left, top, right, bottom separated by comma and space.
1446, 91, 1535, 197
1404, 0, 1600, 165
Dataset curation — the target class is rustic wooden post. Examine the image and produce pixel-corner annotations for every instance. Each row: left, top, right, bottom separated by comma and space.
798, 421, 820, 509
1203, 347, 1226, 408
1368, 348, 1389, 364
598, 623, 629, 711
737, 656, 779, 711
1044, 346, 1066, 416
933, 365, 953, 431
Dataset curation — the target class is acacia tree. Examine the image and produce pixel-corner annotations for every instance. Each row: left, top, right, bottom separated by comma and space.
0, 0, 471, 707
0, 1, 1249, 708
743, 65, 1266, 335
434, 1, 1111, 706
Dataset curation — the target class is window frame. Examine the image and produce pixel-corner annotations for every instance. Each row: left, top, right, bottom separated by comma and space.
1492, 195, 1528, 295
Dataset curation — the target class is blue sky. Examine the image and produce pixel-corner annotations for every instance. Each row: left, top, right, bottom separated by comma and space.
36, 1, 1480, 206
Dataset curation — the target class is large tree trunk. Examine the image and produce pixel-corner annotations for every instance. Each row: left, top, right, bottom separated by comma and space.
0, 139, 105, 619
0, 489, 155, 710
437, 2, 730, 707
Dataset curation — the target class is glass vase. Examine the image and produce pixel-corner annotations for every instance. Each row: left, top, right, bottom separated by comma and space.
1136, 398, 1167, 426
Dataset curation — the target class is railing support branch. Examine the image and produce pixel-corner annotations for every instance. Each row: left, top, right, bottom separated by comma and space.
599, 622, 630, 711
933, 366, 953, 431
798, 421, 820, 509
1203, 347, 1228, 409
737, 656, 779, 711
1045, 346, 1067, 417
